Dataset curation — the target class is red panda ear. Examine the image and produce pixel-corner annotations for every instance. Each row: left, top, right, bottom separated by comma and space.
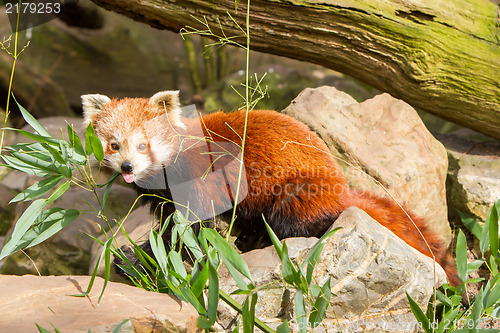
81, 94, 111, 126
149, 90, 186, 129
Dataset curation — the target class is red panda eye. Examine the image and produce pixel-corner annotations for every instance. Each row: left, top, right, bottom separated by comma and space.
110, 143, 119, 151
138, 143, 147, 151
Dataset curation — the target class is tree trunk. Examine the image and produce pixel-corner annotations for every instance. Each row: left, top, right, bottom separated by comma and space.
90, 0, 500, 139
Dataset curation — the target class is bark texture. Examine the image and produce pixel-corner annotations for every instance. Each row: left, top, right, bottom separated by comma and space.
91, 0, 500, 139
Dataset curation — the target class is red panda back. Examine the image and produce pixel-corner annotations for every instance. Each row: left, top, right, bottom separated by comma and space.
181, 110, 460, 285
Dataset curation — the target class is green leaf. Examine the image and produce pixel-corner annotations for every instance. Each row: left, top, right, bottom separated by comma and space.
435, 289, 453, 308
469, 288, 484, 333
35, 324, 51, 333
276, 321, 291, 333
264, 217, 282, 259
5, 128, 60, 146
67, 124, 85, 155
11, 151, 61, 174
302, 227, 339, 284
487, 200, 499, 257
46, 181, 71, 204
13, 94, 51, 137
85, 124, 104, 161
308, 277, 331, 328
204, 228, 253, 282
294, 289, 307, 333
281, 242, 298, 285
458, 211, 483, 240
485, 279, 500, 309
171, 213, 204, 261
467, 259, 485, 275
207, 262, 219, 326
99, 172, 119, 213
44, 145, 72, 178
480, 211, 491, 255
10, 175, 64, 203
180, 285, 207, 315
0, 199, 46, 260
1, 154, 53, 177
242, 293, 258, 333
169, 251, 187, 279
149, 229, 169, 275
406, 291, 432, 333
71, 238, 113, 301
436, 306, 460, 333
456, 230, 468, 283
190, 263, 209, 298
23, 208, 79, 249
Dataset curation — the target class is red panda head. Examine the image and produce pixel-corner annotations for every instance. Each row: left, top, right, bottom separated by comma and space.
81, 91, 185, 183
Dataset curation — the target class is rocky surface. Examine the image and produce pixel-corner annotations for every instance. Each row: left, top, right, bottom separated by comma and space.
436, 129, 500, 221
217, 207, 446, 332
283, 86, 451, 242
0, 274, 199, 333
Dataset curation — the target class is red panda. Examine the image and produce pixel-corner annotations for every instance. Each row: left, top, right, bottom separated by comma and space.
81, 90, 459, 286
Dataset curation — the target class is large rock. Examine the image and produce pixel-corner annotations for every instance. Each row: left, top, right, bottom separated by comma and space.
283, 86, 451, 241
0, 274, 199, 332
217, 207, 446, 332
436, 129, 500, 221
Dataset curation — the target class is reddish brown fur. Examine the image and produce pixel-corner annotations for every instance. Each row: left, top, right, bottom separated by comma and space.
88, 97, 459, 286
184, 110, 459, 285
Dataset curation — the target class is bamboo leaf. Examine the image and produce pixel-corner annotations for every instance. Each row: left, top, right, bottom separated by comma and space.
11, 151, 61, 174
469, 288, 484, 333
13, 94, 51, 137
308, 277, 331, 327
112, 319, 130, 333
149, 229, 168, 275
35, 324, 51, 333
302, 227, 339, 284
207, 262, 219, 326
204, 228, 253, 282
10, 175, 64, 203
281, 242, 298, 285
85, 124, 104, 161
23, 208, 79, 249
1, 155, 52, 177
0, 199, 46, 260
487, 200, 499, 257
190, 263, 209, 298
276, 321, 291, 333
99, 172, 119, 213
264, 217, 282, 259
46, 181, 71, 204
406, 291, 432, 333
294, 289, 307, 333
456, 230, 468, 283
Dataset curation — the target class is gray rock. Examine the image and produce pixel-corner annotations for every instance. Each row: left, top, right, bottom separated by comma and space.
283, 86, 451, 242
0, 274, 199, 333
217, 207, 445, 332
436, 129, 500, 221
315, 207, 446, 331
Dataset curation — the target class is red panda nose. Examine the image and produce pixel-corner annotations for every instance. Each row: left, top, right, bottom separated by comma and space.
121, 161, 134, 173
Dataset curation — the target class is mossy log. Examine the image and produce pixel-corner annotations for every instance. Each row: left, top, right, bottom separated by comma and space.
91, 0, 500, 139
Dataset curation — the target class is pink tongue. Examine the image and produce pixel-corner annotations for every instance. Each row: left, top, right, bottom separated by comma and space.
122, 173, 135, 183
